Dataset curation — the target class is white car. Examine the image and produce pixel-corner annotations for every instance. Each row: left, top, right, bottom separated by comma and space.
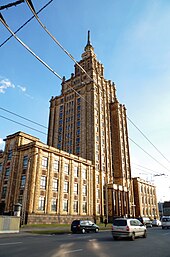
161, 216, 170, 229
112, 218, 147, 241
152, 219, 161, 227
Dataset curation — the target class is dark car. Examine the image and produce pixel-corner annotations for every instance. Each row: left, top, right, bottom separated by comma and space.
71, 220, 99, 233
136, 217, 152, 228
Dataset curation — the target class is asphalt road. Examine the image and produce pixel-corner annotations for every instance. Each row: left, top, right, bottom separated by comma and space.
0, 227, 170, 257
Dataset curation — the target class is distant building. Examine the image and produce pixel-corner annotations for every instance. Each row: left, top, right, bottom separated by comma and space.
133, 177, 159, 219
163, 201, 170, 216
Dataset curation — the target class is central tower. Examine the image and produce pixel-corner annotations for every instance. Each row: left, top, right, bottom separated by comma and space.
47, 32, 133, 220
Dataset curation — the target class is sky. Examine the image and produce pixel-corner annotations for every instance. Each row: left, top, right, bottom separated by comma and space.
0, 0, 170, 202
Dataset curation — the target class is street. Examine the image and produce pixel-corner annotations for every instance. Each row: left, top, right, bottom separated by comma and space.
0, 227, 170, 257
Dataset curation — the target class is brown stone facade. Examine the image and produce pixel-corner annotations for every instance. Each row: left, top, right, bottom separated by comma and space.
0, 132, 94, 224
133, 177, 159, 219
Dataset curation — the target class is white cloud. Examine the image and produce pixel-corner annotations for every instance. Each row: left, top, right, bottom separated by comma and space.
17, 85, 26, 92
0, 79, 15, 93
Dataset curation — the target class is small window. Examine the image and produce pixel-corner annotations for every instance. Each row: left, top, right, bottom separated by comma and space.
54, 160, 59, 172
82, 169, 87, 179
74, 167, 78, 177
2, 186, 7, 198
74, 184, 78, 194
0, 163, 2, 173
5, 168, 10, 178
23, 156, 28, 169
7, 150, 12, 160
40, 176, 46, 189
51, 198, 57, 212
63, 199, 68, 212
21, 175, 26, 188
73, 201, 78, 212
82, 185, 87, 196
64, 181, 69, 193
42, 157, 48, 169
64, 163, 69, 175
52, 178, 58, 191
82, 202, 87, 213
38, 196, 45, 211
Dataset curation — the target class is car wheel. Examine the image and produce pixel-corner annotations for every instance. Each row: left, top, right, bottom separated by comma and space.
95, 228, 99, 233
113, 236, 118, 240
131, 233, 135, 241
81, 228, 86, 234
143, 231, 147, 238
162, 226, 165, 229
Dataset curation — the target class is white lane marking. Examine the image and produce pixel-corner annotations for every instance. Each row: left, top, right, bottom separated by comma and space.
63, 249, 83, 254
0, 242, 23, 246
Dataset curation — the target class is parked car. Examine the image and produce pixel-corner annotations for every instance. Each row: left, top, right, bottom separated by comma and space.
71, 220, 99, 233
111, 218, 147, 241
161, 216, 170, 229
136, 217, 152, 227
152, 219, 161, 227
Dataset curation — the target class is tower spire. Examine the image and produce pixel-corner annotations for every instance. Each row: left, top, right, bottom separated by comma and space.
84, 30, 94, 52
87, 30, 91, 46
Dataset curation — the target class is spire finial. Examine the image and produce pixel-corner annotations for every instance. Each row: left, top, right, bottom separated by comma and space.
84, 30, 94, 52
87, 30, 91, 45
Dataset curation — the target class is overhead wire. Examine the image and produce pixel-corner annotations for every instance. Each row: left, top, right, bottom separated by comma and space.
129, 137, 170, 173
0, 107, 48, 129
25, 0, 94, 83
0, 115, 47, 135
128, 116, 170, 163
1, 2, 170, 175
0, 0, 24, 11
0, 0, 53, 48
25, 0, 170, 175
0, 13, 62, 81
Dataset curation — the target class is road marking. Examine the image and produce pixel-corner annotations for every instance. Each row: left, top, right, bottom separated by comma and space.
63, 249, 83, 254
0, 242, 23, 246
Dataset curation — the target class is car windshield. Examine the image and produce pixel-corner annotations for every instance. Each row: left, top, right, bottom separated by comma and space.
113, 219, 127, 226
162, 218, 170, 222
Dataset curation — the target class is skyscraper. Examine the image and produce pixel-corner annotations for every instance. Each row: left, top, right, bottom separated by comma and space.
47, 31, 134, 221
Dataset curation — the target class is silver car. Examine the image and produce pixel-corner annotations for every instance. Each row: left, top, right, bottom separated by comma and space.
111, 218, 147, 241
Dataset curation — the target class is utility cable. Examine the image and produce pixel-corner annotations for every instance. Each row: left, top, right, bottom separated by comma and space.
128, 116, 170, 163
0, 114, 47, 135
0, 0, 53, 48
0, 0, 24, 10
1, 5, 170, 175
129, 137, 170, 173
132, 163, 164, 175
25, 0, 94, 83
0, 107, 48, 129
0, 13, 62, 81
0, 13, 92, 107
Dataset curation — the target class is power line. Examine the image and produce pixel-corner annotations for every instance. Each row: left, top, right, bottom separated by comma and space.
129, 137, 170, 173
0, 13, 62, 81
1, 3, 170, 175
0, 13, 99, 115
132, 163, 163, 174
0, 114, 47, 135
0, 0, 53, 48
25, 0, 94, 84
0, 0, 24, 11
0, 107, 48, 129
128, 116, 170, 163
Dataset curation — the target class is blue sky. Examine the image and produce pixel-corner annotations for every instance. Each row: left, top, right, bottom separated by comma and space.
0, 0, 170, 201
